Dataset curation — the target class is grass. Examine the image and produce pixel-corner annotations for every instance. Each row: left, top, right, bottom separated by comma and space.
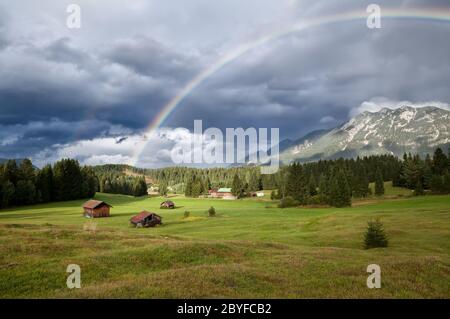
0, 191, 449, 298
369, 181, 414, 197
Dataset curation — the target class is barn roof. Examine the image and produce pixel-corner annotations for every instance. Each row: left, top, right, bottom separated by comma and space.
161, 200, 174, 205
130, 211, 159, 223
218, 188, 232, 193
82, 200, 112, 209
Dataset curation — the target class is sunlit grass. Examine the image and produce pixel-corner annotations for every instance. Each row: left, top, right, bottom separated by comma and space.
0, 192, 449, 298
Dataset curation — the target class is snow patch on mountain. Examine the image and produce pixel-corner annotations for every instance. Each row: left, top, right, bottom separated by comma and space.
280, 105, 450, 163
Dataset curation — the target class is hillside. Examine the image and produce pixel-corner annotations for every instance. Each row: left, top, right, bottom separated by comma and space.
0, 193, 449, 298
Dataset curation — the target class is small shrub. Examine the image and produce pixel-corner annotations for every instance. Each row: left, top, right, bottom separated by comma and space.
184, 211, 190, 218
278, 196, 299, 208
208, 206, 216, 217
364, 219, 388, 249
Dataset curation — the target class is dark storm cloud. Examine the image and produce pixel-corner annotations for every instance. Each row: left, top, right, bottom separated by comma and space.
0, 0, 449, 165
166, 8, 450, 138
106, 36, 200, 80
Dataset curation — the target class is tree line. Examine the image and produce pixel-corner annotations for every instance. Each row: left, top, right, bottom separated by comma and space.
90, 166, 148, 197
393, 148, 450, 195
276, 148, 450, 208
97, 174, 148, 197
0, 158, 97, 209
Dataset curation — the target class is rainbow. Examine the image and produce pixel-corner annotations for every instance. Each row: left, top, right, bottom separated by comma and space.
129, 7, 450, 166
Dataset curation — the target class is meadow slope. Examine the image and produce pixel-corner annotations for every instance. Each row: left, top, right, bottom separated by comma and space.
0, 189, 449, 298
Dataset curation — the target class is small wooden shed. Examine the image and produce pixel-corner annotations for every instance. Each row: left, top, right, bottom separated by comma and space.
160, 200, 175, 209
130, 211, 162, 227
82, 200, 112, 218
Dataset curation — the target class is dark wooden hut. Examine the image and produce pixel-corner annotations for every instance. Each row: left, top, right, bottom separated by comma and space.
82, 200, 112, 218
130, 211, 162, 227
160, 200, 175, 209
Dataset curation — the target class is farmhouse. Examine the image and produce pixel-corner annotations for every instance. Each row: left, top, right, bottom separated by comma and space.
130, 211, 162, 227
209, 188, 236, 200
82, 200, 112, 218
160, 200, 175, 209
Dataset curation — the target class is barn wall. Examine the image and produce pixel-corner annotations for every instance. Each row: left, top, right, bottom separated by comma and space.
92, 205, 110, 217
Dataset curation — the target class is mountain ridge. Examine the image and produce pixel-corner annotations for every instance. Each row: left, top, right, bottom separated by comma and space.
280, 105, 450, 163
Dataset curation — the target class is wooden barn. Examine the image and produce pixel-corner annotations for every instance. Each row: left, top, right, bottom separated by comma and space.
82, 200, 112, 218
130, 211, 162, 227
160, 200, 175, 209
209, 188, 236, 200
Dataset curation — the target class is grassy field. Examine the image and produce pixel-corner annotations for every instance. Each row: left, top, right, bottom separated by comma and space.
0, 186, 449, 298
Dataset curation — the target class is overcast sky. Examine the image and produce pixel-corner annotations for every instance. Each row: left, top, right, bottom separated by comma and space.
1, 0, 450, 167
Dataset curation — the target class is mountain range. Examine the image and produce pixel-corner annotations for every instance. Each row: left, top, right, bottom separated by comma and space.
279, 105, 450, 163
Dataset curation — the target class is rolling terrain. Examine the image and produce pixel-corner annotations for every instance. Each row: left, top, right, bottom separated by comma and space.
0, 186, 449, 298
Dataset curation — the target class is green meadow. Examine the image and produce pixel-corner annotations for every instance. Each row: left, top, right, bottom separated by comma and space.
0, 183, 449, 298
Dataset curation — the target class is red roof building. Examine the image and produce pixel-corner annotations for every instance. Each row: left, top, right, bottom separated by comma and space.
130, 211, 162, 227
82, 200, 112, 218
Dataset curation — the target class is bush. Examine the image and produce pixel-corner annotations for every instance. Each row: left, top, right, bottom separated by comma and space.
208, 206, 216, 217
364, 219, 388, 249
184, 211, 190, 218
277, 196, 299, 208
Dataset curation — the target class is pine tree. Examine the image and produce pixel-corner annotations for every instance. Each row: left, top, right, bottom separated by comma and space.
444, 172, 450, 194
317, 173, 330, 204
53, 159, 84, 200
414, 179, 424, 196
329, 169, 351, 207
3, 160, 19, 186
364, 219, 388, 249
430, 175, 445, 194
308, 175, 317, 196
35, 165, 54, 203
353, 164, 369, 197
15, 180, 36, 205
81, 167, 98, 198
231, 173, 243, 198
18, 159, 35, 182
374, 168, 385, 196
401, 158, 421, 189
422, 156, 433, 189
432, 147, 448, 175
0, 181, 15, 207
184, 172, 193, 197
248, 172, 261, 192
159, 180, 168, 196
286, 163, 308, 204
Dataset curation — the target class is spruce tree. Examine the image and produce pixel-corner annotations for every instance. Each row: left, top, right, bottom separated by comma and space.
0, 181, 15, 207
159, 180, 168, 196
374, 168, 385, 196
329, 169, 351, 207
430, 175, 445, 194
414, 180, 424, 196
318, 173, 329, 204
286, 163, 307, 204
3, 160, 19, 187
18, 159, 35, 182
15, 180, 36, 205
444, 172, 450, 194
432, 147, 448, 175
364, 219, 388, 249
308, 175, 317, 196
248, 173, 261, 192
231, 173, 243, 198
36, 165, 54, 202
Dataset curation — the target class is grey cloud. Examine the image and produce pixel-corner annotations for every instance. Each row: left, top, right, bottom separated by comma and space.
106, 36, 201, 80
0, 0, 449, 164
